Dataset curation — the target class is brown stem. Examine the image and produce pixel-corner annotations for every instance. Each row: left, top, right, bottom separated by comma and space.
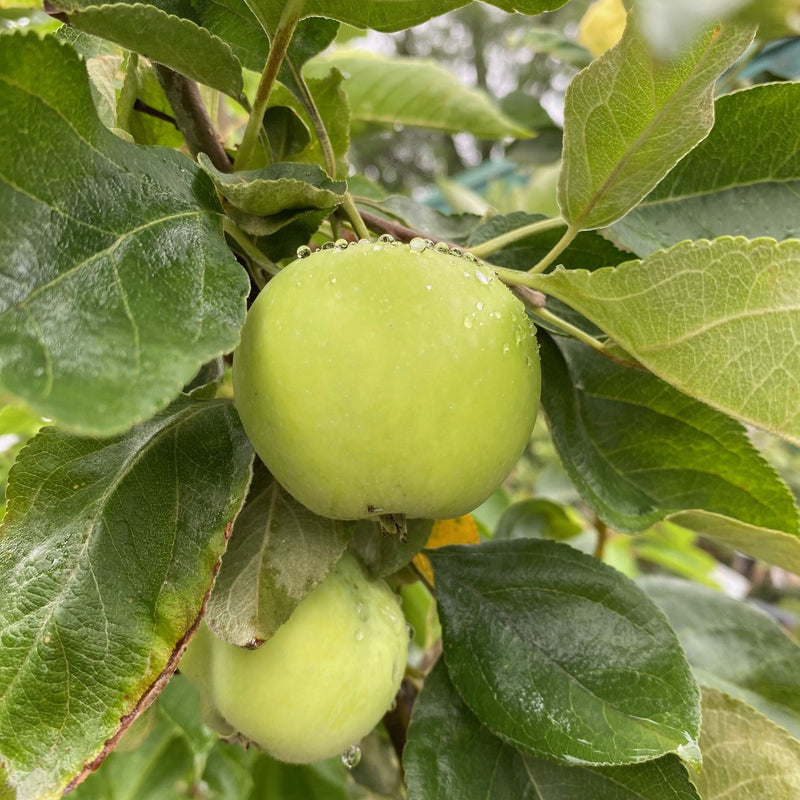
133, 99, 178, 127
152, 64, 232, 172
358, 209, 447, 246
382, 678, 418, 773
593, 518, 609, 560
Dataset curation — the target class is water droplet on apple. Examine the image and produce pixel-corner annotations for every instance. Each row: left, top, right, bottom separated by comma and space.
434, 241, 450, 254
329, 275, 337, 284
476, 301, 484, 311
355, 630, 364, 641
475, 269, 491, 285
463, 315, 474, 329
409, 237, 427, 252
425, 284, 433, 291
502, 342, 510, 354
378, 233, 394, 244
341, 744, 362, 769
296, 245, 312, 259
449, 247, 463, 257
334, 238, 349, 250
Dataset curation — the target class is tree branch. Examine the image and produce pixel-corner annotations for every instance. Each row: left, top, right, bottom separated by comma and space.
152, 64, 232, 172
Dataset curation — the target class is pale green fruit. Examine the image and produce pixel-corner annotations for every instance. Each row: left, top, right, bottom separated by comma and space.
210, 552, 407, 764
233, 239, 540, 520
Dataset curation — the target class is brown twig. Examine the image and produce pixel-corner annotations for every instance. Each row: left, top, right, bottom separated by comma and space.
358, 209, 447, 245
152, 64, 232, 172
133, 99, 178, 127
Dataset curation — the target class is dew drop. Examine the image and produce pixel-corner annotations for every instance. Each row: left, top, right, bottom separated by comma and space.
425, 284, 433, 291
514, 325, 524, 345
378, 233, 395, 244
321, 241, 335, 250
463, 315, 474, 329
448, 247, 462, 257
476, 301, 484, 311
424, 239, 435, 248
475, 269, 491, 285
502, 342, 510, 354
341, 744, 362, 770
329, 275, 337, 284
409, 237, 428, 253
296, 245, 312, 259
463, 252, 479, 263
334, 238, 349, 250
434, 241, 450, 254
355, 630, 364, 641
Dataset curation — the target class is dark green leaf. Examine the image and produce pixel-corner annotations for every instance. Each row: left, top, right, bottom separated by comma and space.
350, 517, 434, 579
248, 754, 353, 800
262, 105, 311, 162
0, 35, 249, 435
538, 333, 799, 533
559, 16, 755, 230
56, 3, 245, 97
0, 396, 253, 798
405, 660, 701, 800
279, 17, 340, 102
529, 238, 800, 446
430, 539, 701, 766
611, 83, 800, 256
642, 576, 800, 739
205, 465, 353, 647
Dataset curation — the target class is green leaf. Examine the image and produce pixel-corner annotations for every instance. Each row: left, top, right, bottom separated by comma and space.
198, 155, 346, 217
429, 539, 701, 766
405, 660, 702, 800
205, 465, 352, 648
631, 523, 719, 587
642, 576, 800, 739
305, 51, 531, 139
666, 510, 800, 575
538, 334, 798, 534
558, 16, 755, 230
0, 34, 249, 435
268, 70, 350, 178
690, 688, 800, 800
52, 2, 244, 97
530, 237, 800, 446
0, 397, 253, 799
611, 83, 800, 255
494, 498, 585, 540
349, 517, 434, 578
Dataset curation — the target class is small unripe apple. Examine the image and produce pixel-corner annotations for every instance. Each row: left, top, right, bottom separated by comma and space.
233, 238, 540, 520
209, 552, 408, 764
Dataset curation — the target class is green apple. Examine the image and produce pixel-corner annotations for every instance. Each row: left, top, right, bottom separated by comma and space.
233, 238, 540, 520
209, 551, 407, 764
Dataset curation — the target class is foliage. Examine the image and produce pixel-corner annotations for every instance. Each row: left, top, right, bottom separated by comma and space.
0, 0, 799, 798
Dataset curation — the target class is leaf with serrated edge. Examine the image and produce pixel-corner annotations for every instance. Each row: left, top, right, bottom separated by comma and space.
0, 397, 253, 799
429, 539, 701, 766
405, 660, 701, 800
304, 51, 531, 139
691, 688, 800, 800
538, 333, 799, 534
559, 14, 754, 230
0, 35, 249, 435
198, 155, 346, 217
529, 237, 800, 445
57, 3, 244, 97
611, 83, 800, 256
205, 465, 353, 647
667, 510, 800, 575
642, 576, 800, 739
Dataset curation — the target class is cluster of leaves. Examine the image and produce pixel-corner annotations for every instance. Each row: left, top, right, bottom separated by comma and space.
1, 0, 799, 798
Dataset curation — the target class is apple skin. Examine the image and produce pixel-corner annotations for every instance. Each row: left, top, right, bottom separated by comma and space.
210, 552, 408, 764
233, 239, 541, 520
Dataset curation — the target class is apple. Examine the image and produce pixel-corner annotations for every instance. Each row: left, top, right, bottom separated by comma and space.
206, 551, 408, 763
233, 237, 541, 521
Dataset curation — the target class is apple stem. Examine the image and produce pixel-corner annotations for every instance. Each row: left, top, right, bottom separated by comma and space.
379, 513, 408, 541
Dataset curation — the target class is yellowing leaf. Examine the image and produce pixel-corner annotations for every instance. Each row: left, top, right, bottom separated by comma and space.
577, 0, 627, 56
413, 515, 480, 585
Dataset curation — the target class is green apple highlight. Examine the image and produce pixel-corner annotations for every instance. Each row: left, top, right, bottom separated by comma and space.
233, 238, 541, 520
180, 552, 408, 764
